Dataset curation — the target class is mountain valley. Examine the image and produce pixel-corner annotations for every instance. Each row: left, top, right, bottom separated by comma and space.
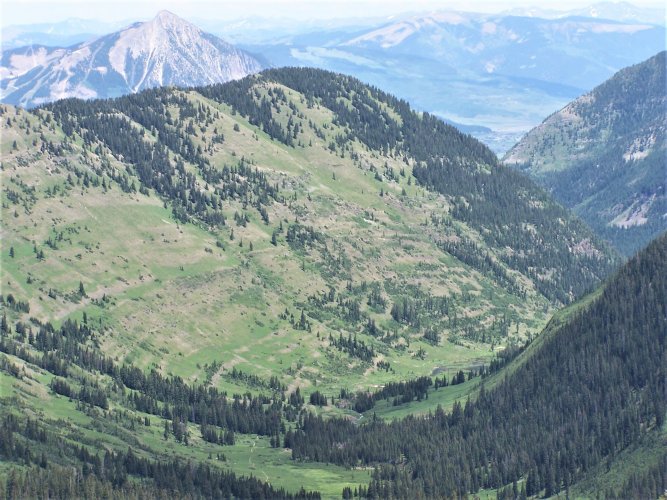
0, 67, 647, 497
0, 4, 665, 498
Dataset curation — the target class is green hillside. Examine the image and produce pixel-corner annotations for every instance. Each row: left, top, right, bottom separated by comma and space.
0, 68, 620, 497
505, 51, 666, 256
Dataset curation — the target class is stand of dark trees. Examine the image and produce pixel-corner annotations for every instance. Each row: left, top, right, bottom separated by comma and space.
44, 90, 280, 228
0, 414, 319, 499
0, 318, 291, 437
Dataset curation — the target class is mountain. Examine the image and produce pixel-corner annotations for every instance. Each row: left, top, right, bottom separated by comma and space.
3, 9, 663, 154
339, 13, 659, 89
1, 32, 98, 51
0, 11, 264, 107
196, 15, 388, 45
0, 15, 388, 53
0, 68, 623, 494
1, 62, 661, 495
504, 51, 666, 255
246, 11, 665, 153
565, 1, 665, 24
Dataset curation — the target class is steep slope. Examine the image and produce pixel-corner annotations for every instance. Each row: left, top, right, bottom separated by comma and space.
1, 11, 264, 107
284, 232, 667, 498
505, 51, 666, 255
0, 68, 617, 496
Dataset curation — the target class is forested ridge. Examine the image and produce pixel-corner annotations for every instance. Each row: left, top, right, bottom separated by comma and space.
200, 67, 618, 303
42, 67, 616, 305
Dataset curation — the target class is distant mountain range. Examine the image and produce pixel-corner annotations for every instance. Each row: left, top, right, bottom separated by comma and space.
243, 9, 665, 153
3, 2, 662, 50
1, 61, 660, 500
2, 5, 664, 154
1, 18, 132, 50
0, 11, 264, 107
505, 51, 666, 255
503, 1, 666, 24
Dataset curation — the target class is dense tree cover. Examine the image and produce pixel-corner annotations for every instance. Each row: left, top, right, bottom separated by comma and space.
224, 366, 287, 393
198, 79, 296, 146
0, 316, 324, 496
0, 318, 293, 438
438, 238, 524, 298
50, 377, 109, 409
543, 140, 665, 257
287, 233, 667, 497
605, 453, 667, 499
0, 294, 30, 314
286, 223, 325, 250
349, 376, 434, 412
329, 333, 375, 362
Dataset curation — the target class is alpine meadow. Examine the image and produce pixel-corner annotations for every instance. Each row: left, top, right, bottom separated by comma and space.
0, 4, 665, 500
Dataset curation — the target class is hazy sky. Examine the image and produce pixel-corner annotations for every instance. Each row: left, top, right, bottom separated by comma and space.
2, 0, 665, 27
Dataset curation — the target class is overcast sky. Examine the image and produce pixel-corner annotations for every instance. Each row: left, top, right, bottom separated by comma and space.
2, 0, 665, 27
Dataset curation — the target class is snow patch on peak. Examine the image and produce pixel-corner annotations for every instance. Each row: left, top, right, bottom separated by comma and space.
0, 10, 263, 107
344, 12, 469, 48
3, 47, 64, 79
108, 11, 204, 85
344, 22, 417, 48
427, 12, 468, 25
